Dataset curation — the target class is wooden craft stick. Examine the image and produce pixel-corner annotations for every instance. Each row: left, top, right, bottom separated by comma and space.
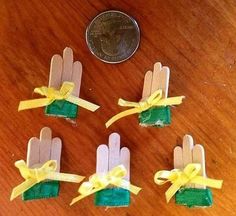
96, 145, 109, 174
193, 144, 206, 189
173, 146, 183, 169
108, 133, 121, 170
151, 62, 162, 94
158, 66, 170, 98
27, 137, 40, 168
50, 137, 62, 172
39, 127, 52, 164
49, 54, 63, 88
141, 70, 153, 101
120, 147, 130, 181
183, 135, 194, 166
62, 47, 73, 82
72, 61, 82, 97
151, 63, 170, 98
183, 135, 194, 187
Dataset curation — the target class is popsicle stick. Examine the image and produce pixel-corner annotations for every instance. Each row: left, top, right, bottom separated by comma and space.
72, 61, 82, 97
183, 135, 194, 166
193, 144, 206, 189
51, 137, 62, 172
27, 137, 40, 168
151, 62, 162, 94
62, 47, 73, 82
141, 70, 153, 101
49, 54, 63, 88
39, 127, 52, 164
173, 146, 183, 169
158, 66, 170, 98
120, 147, 130, 181
183, 135, 194, 187
108, 133, 121, 170
151, 63, 170, 98
96, 144, 109, 174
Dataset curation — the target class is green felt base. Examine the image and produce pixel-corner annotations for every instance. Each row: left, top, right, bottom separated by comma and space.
175, 188, 213, 208
95, 188, 130, 207
139, 106, 171, 127
22, 181, 59, 201
45, 100, 78, 118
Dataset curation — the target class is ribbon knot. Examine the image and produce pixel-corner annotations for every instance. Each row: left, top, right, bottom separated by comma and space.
15, 160, 56, 183
154, 163, 223, 203
11, 160, 85, 201
105, 90, 185, 128
70, 165, 141, 205
18, 81, 100, 112
138, 101, 150, 111
42, 88, 65, 100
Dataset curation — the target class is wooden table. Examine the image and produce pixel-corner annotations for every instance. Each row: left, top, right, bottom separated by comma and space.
0, 0, 235, 215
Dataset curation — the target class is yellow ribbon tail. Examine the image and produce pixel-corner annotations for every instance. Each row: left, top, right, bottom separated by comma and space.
105, 108, 139, 128
157, 96, 185, 106
47, 173, 85, 183
10, 179, 36, 201
70, 187, 102, 206
18, 98, 52, 111
126, 183, 142, 195
165, 182, 183, 203
70, 195, 87, 206
67, 96, 100, 112
190, 176, 223, 189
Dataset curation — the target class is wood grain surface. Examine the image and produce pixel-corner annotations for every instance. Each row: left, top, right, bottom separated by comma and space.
0, 0, 235, 215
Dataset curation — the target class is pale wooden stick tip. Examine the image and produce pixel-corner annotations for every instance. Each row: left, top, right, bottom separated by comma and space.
120, 147, 130, 154
97, 144, 108, 152
154, 62, 162, 69
64, 47, 73, 52
109, 132, 120, 139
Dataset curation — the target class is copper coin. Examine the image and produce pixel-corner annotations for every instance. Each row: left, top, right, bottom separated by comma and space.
86, 10, 140, 63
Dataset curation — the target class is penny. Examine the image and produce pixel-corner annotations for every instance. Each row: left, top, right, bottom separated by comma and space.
86, 10, 140, 63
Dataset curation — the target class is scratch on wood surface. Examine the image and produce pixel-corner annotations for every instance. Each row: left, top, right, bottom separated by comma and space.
203, 81, 227, 87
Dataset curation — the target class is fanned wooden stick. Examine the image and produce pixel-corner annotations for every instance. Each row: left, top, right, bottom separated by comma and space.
48, 47, 82, 98
141, 62, 170, 101
27, 127, 62, 171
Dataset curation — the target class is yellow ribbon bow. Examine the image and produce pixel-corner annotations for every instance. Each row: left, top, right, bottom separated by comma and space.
18, 81, 100, 112
10, 160, 85, 201
70, 165, 142, 205
154, 163, 223, 203
105, 90, 185, 128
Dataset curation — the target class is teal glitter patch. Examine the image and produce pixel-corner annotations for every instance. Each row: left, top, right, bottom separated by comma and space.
175, 188, 213, 208
45, 100, 78, 118
139, 106, 171, 127
95, 188, 130, 206
22, 181, 59, 201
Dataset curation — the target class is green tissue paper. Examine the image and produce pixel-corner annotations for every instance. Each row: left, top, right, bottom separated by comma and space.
139, 106, 171, 127
95, 188, 130, 207
45, 100, 78, 118
22, 181, 59, 201
175, 188, 213, 208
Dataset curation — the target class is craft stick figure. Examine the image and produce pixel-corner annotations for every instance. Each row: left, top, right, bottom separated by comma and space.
174, 135, 212, 207
45, 47, 82, 118
154, 135, 222, 207
22, 127, 62, 200
139, 62, 171, 127
105, 62, 183, 128
95, 133, 131, 207
18, 47, 99, 116
70, 133, 140, 206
